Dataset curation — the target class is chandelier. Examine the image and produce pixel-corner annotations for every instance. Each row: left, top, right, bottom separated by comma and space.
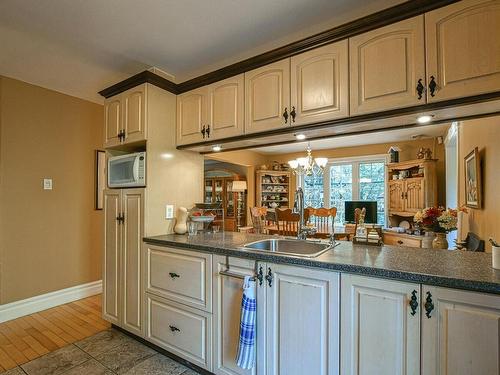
288, 144, 328, 176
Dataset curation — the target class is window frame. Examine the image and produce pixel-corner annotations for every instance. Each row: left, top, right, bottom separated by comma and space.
297, 153, 389, 225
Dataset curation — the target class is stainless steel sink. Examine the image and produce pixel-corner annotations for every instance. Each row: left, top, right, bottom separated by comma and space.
241, 238, 335, 258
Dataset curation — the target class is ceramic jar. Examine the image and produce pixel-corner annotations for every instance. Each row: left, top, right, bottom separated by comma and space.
432, 232, 449, 249
174, 207, 188, 234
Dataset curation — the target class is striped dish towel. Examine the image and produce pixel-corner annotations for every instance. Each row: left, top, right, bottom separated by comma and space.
236, 276, 256, 369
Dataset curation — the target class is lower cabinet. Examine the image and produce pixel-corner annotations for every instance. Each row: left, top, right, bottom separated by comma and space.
341, 274, 421, 375
213, 256, 340, 375
421, 286, 500, 375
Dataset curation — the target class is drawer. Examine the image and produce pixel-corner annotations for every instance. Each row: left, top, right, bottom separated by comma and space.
383, 234, 422, 248
146, 294, 212, 370
144, 245, 212, 311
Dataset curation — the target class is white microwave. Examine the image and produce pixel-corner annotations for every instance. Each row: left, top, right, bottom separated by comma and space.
108, 152, 146, 188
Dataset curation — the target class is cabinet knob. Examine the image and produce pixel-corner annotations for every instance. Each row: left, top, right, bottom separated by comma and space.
429, 76, 437, 97
416, 79, 424, 100
424, 291, 434, 318
201, 125, 206, 139
265, 267, 273, 287
282, 108, 289, 124
397, 240, 403, 245
290, 106, 296, 123
206, 124, 211, 138
169, 272, 180, 279
169, 325, 180, 333
409, 290, 418, 316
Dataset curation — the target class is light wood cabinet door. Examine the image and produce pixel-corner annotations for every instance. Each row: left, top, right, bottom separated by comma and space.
341, 274, 420, 375
266, 264, 340, 375
208, 74, 245, 140
404, 178, 424, 213
123, 85, 147, 144
121, 188, 144, 336
177, 87, 208, 145
290, 40, 349, 126
425, 0, 500, 102
349, 16, 426, 115
104, 96, 122, 148
103, 189, 121, 324
245, 60, 290, 134
213, 256, 265, 375
421, 286, 500, 375
389, 180, 405, 213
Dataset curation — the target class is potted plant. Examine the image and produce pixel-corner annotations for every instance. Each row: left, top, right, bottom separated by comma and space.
414, 207, 459, 249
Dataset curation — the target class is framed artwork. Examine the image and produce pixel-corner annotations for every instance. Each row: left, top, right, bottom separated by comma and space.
464, 147, 481, 209
95, 150, 106, 210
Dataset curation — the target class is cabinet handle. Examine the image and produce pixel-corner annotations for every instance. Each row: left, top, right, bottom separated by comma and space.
397, 240, 403, 245
169, 325, 180, 333
201, 125, 206, 139
409, 290, 418, 316
429, 76, 437, 97
290, 106, 296, 123
424, 291, 434, 318
265, 267, 273, 287
206, 124, 210, 138
401, 192, 404, 199
416, 79, 424, 100
405, 192, 408, 199
169, 272, 180, 279
282, 107, 289, 124
116, 214, 124, 224
256, 266, 264, 286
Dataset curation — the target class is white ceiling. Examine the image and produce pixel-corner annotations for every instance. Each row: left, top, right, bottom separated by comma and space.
0, 0, 403, 103
253, 124, 451, 155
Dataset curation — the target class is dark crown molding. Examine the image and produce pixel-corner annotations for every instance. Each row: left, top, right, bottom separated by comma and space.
99, 0, 459, 98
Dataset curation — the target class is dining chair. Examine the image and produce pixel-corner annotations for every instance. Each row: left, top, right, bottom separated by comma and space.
275, 208, 301, 236
308, 207, 337, 239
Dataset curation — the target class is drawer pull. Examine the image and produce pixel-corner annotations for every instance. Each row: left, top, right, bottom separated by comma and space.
397, 240, 403, 245
424, 291, 434, 318
409, 290, 418, 316
169, 325, 180, 333
169, 272, 180, 279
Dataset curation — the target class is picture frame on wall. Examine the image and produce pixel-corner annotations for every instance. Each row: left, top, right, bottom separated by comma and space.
464, 147, 481, 209
95, 150, 106, 210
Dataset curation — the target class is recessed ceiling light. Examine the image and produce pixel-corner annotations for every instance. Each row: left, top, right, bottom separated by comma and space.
417, 115, 434, 124
212, 145, 222, 152
295, 133, 307, 140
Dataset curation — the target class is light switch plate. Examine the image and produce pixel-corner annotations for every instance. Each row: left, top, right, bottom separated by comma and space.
165, 204, 174, 219
43, 178, 53, 190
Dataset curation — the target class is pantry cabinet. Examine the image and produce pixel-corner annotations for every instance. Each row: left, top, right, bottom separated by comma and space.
425, 0, 500, 102
349, 16, 426, 115
213, 256, 265, 375
104, 84, 147, 148
290, 41, 349, 126
103, 188, 144, 337
421, 286, 500, 375
245, 60, 290, 134
341, 274, 421, 375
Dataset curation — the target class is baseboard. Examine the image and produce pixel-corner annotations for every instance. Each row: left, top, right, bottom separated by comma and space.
0, 280, 102, 323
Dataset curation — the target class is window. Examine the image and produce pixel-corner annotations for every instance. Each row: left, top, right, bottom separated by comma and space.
300, 156, 387, 225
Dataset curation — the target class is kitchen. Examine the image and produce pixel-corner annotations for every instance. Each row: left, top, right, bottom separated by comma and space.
0, 0, 499, 374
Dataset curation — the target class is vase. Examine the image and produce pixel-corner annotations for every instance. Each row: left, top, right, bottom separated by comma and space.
422, 232, 435, 249
174, 207, 188, 234
432, 232, 449, 249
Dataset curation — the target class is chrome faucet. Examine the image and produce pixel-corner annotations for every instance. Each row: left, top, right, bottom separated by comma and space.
293, 187, 316, 240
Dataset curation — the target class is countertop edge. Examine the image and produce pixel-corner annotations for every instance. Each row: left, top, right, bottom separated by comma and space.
143, 237, 500, 295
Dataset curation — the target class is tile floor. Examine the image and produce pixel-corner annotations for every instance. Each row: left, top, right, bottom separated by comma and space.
2, 328, 200, 375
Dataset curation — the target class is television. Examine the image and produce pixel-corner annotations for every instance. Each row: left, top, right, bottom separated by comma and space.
344, 201, 378, 224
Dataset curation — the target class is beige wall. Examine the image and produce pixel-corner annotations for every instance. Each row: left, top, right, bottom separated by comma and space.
458, 115, 500, 252
0, 76, 103, 304
264, 138, 446, 206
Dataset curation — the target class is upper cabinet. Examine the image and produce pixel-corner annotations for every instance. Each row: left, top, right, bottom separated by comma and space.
425, 0, 500, 102
245, 60, 290, 134
290, 40, 349, 125
349, 16, 426, 115
177, 87, 208, 145
177, 74, 244, 145
103, 84, 147, 148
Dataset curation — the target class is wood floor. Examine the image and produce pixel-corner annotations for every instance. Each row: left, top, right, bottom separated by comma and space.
0, 294, 110, 372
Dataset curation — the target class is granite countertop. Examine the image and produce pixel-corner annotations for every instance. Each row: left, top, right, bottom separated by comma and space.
143, 232, 500, 295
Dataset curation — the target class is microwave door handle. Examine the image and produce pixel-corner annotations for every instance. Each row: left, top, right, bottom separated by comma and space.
133, 157, 139, 182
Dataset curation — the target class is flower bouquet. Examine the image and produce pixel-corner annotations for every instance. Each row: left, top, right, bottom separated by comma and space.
413, 206, 458, 233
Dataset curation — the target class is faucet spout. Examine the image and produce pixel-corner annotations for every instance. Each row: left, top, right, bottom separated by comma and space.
293, 187, 314, 240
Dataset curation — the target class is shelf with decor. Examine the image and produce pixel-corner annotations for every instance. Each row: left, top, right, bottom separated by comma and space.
256, 170, 292, 209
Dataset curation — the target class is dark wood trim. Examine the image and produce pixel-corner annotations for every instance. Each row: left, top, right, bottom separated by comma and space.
99, 70, 178, 98
177, 90, 500, 150
112, 324, 215, 375
99, 0, 459, 97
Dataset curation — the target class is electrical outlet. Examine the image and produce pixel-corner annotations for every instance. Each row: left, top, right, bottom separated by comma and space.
165, 205, 174, 219
43, 178, 53, 190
